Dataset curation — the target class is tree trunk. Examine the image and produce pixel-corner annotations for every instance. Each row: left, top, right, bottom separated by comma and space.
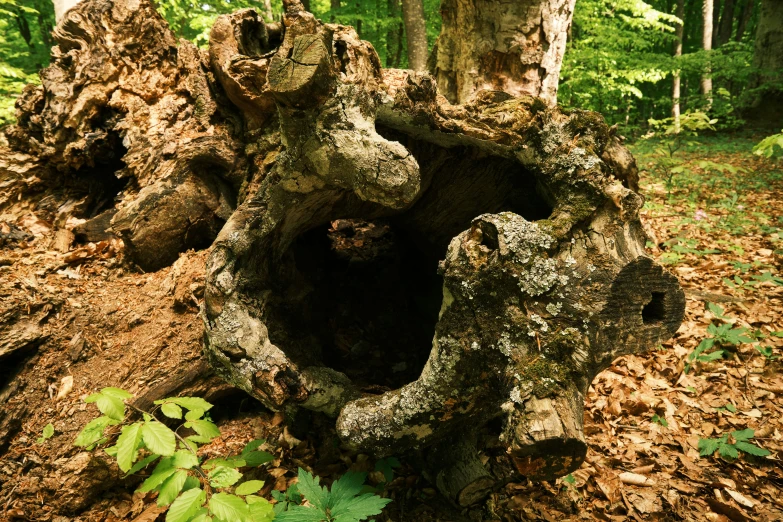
401, 0, 428, 71
753, 0, 783, 75
0, 0, 684, 507
735, 0, 754, 42
13, 9, 34, 51
261, 0, 274, 21
712, 0, 721, 48
747, 0, 783, 123
717, 0, 735, 45
432, 0, 577, 106
53, 0, 81, 22
386, 0, 404, 68
701, 0, 713, 103
673, 0, 685, 133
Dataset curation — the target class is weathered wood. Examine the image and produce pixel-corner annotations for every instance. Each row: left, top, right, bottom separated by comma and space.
0, 301, 59, 364
2, 0, 245, 271
0, 0, 685, 506
431, 0, 577, 106
195, 0, 684, 503
72, 209, 116, 243
421, 431, 495, 507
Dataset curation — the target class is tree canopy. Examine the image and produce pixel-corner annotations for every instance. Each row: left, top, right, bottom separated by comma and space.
0, 0, 777, 129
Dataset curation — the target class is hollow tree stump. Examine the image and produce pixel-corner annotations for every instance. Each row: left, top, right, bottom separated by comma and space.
197, 0, 685, 505
1, 0, 685, 507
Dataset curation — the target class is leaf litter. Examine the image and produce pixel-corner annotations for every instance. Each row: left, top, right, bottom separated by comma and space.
0, 134, 780, 521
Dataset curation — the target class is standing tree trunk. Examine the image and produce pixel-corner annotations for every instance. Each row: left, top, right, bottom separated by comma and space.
53, 0, 81, 22
717, 0, 735, 45
747, 0, 783, 123
735, 0, 754, 42
261, 0, 274, 21
432, 0, 577, 106
401, 0, 428, 71
753, 0, 783, 76
673, 0, 685, 133
386, 0, 404, 67
711, 0, 721, 48
701, 0, 714, 104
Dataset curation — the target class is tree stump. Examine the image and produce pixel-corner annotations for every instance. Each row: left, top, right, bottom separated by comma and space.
1, 0, 685, 507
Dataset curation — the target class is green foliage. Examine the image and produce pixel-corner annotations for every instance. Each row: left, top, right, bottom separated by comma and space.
275, 469, 392, 522
698, 429, 771, 460
642, 111, 718, 202
73, 388, 281, 522
754, 344, 779, 361
685, 303, 756, 373
74, 387, 390, 521
559, 0, 678, 121
374, 457, 400, 484
272, 484, 303, 515
651, 414, 668, 427
753, 131, 783, 160
37, 423, 54, 443
0, 0, 54, 126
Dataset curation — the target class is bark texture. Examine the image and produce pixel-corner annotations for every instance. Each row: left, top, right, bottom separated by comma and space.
401, 0, 428, 71
702, 0, 714, 99
3, 0, 245, 272
431, 0, 577, 106
1, 0, 684, 506
753, 0, 783, 80
673, 0, 685, 133
746, 0, 783, 124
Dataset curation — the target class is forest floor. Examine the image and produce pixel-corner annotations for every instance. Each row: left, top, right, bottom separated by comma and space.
0, 132, 781, 522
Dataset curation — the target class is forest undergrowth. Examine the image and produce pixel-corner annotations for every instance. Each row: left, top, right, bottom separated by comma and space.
0, 133, 781, 522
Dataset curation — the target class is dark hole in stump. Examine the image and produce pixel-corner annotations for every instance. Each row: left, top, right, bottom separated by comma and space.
273, 134, 555, 391
642, 292, 666, 324
290, 220, 443, 390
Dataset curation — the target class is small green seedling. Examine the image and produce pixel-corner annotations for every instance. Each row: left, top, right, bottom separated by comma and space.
714, 404, 737, 413
37, 423, 54, 444
651, 414, 668, 427
275, 468, 392, 522
698, 429, 771, 460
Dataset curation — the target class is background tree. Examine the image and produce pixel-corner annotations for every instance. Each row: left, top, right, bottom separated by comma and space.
673, 0, 685, 133
431, 0, 577, 106
701, 0, 713, 102
401, 0, 427, 71
748, 0, 783, 124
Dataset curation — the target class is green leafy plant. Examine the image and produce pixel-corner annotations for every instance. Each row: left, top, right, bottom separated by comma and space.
37, 423, 54, 443
651, 414, 668, 427
275, 468, 391, 522
271, 484, 302, 516
74, 388, 393, 522
374, 457, 401, 484
685, 303, 755, 373
755, 344, 779, 361
698, 429, 771, 460
753, 130, 783, 160
73, 387, 277, 522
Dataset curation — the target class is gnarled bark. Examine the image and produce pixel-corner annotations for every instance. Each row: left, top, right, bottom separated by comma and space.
431, 0, 577, 106
1, 0, 684, 507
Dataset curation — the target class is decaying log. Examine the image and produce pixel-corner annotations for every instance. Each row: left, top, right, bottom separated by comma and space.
195, 0, 684, 503
1, 0, 685, 506
2, 0, 245, 271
